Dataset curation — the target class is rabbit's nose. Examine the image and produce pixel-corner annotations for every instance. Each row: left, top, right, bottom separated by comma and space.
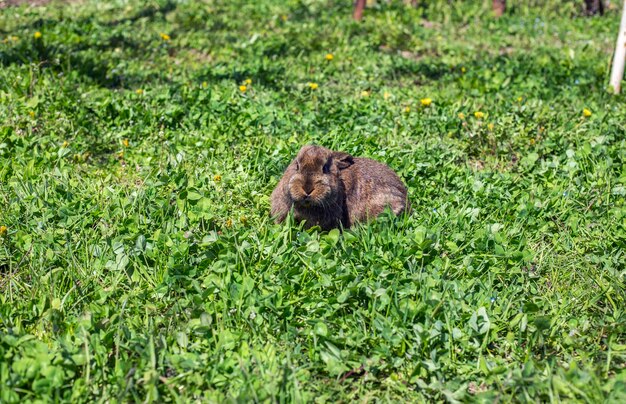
304, 183, 314, 195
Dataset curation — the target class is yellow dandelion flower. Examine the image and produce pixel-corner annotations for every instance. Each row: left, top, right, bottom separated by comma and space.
325, 53, 334, 61
458, 112, 465, 120
136, 89, 144, 95
0, 226, 7, 236
160, 33, 171, 41
244, 78, 252, 85
517, 96, 523, 102
225, 218, 233, 228
383, 91, 391, 100
62, 141, 69, 148
404, 106, 411, 113
34, 31, 42, 39
281, 15, 288, 21
122, 139, 129, 147
530, 138, 536, 145
11, 36, 18, 41
28, 111, 35, 118
240, 216, 248, 225
474, 111, 485, 119
461, 67, 466, 73
583, 108, 592, 117
202, 81, 208, 88
420, 98, 432, 107
361, 90, 370, 97
239, 85, 247, 92
488, 123, 494, 131
307, 82, 318, 90
214, 174, 222, 182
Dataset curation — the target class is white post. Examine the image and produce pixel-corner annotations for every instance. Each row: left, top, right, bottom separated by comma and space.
609, 0, 626, 94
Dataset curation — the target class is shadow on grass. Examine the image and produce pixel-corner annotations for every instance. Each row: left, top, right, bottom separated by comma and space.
0, 0, 178, 87
0, 0, 177, 34
378, 45, 605, 97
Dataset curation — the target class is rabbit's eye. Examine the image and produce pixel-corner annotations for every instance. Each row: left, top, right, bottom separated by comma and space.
322, 161, 331, 174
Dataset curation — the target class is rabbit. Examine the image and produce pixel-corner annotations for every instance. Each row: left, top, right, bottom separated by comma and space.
270, 145, 409, 230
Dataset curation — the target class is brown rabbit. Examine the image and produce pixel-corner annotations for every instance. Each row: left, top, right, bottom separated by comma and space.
270, 145, 409, 230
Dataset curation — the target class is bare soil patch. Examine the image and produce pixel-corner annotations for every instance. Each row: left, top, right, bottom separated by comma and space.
0, 0, 53, 8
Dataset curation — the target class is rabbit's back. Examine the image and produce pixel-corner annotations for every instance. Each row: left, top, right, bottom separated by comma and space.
342, 158, 409, 225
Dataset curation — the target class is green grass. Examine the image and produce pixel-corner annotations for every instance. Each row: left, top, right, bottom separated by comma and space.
1, 0, 626, 401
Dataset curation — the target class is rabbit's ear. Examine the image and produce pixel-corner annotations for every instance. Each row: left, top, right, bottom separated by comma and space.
333, 152, 354, 170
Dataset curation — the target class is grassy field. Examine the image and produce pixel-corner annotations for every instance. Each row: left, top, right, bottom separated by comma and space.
1, 0, 626, 401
